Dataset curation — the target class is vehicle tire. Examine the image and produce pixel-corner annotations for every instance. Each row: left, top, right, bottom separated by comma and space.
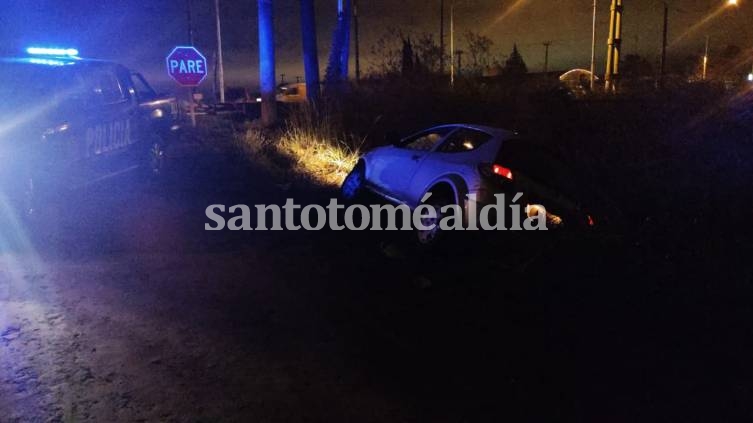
341, 162, 365, 202
6, 170, 40, 221
147, 139, 166, 177
3, 172, 62, 248
415, 189, 454, 248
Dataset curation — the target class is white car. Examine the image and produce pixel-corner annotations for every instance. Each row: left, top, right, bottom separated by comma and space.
341, 124, 595, 245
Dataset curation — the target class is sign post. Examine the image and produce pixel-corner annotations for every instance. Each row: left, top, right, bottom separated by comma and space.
166, 46, 208, 127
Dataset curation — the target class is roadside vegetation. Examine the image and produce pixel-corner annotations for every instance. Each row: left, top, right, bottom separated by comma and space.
236, 103, 361, 187
228, 29, 753, 275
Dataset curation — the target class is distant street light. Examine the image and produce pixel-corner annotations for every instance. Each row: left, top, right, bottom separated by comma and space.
702, 35, 710, 80
657, 0, 737, 86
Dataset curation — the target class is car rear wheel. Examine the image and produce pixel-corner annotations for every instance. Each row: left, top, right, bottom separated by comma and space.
415, 190, 454, 248
341, 163, 365, 201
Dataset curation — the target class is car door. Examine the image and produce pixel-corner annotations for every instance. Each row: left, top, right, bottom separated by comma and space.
78, 65, 140, 179
371, 127, 455, 202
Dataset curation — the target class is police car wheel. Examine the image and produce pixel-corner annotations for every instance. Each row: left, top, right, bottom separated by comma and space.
21, 177, 36, 218
7, 174, 39, 220
147, 142, 165, 177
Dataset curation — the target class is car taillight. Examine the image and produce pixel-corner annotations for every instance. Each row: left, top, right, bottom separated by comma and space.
587, 214, 596, 227
493, 164, 514, 180
479, 163, 514, 181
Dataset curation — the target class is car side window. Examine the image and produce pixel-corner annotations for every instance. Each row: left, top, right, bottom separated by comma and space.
80, 69, 125, 106
131, 72, 157, 102
97, 71, 125, 104
399, 128, 453, 151
438, 128, 492, 153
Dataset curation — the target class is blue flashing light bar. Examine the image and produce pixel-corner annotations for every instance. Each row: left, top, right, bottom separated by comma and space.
26, 47, 79, 57
28, 58, 73, 66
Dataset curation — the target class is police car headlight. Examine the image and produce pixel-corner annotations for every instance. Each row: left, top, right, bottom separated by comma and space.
151, 109, 164, 119
42, 123, 70, 139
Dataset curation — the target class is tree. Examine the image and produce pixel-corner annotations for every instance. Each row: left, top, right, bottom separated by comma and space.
368, 28, 403, 75
464, 31, 494, 75
413, 34, 443, 73
367, 30, 444, 77
715, 44, 743, 79
621, 54, 653, 79
300, 0, 320, 102
504, 44, 527, 77
401, 37, 415, 76
258, 0, 276, 126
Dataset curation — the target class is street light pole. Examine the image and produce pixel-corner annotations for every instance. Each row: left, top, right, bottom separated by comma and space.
214, 0, 226, 103
450, 2, 456, 87
186, 0, 196, 127
702, 35, 709, 80
590, 0, 597, 91
440, 0, 445, 74
186, 0, 195, 45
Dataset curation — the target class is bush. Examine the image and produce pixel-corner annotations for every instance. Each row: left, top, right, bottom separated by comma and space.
237, 102, 362, 187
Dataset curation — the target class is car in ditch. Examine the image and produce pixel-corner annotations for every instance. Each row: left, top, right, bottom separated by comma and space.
341, 124, 598, 245
0, 48, 180, 221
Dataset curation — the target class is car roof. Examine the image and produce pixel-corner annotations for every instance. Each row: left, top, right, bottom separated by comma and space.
433, 124, 517, 139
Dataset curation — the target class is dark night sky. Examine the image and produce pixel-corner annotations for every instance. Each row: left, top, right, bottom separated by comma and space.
1, 0, 751, 90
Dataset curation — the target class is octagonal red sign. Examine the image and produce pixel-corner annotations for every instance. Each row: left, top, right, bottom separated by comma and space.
166, 46, 208, 87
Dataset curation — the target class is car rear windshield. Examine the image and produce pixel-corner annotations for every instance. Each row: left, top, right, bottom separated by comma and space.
496, 139, 581, 198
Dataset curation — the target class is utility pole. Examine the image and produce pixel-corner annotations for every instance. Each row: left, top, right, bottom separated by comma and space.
186, 0, 195, 44
214, 0, 226, 103
450, 2, 457, 86
702, 35, 709, 80
590, 0, 597, 91
542, 41, 551, 73
258, 0, 277, 126
186, 0, 196, 126
604, 0, 623, 93
354, 0, 361, 82
455, 50, 464, 75
300, 0, 320, 102
659, 2, 668, 89
440, 0, 445, 74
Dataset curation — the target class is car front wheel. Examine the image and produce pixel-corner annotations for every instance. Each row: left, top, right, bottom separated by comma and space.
341, 163, 365, 201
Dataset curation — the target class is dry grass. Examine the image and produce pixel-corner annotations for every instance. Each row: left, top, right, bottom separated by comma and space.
238, 103, 361, 187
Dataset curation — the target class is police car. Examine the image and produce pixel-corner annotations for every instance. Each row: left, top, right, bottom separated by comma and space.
0, 47, 179, 218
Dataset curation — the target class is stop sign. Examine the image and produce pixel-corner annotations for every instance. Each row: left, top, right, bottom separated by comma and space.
166, 46, 208, 87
